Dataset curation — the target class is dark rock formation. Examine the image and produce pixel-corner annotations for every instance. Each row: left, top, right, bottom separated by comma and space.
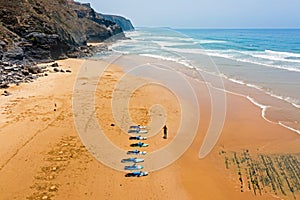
67, 1, 134, 32
101, 15, 134, 31
0, 0, 134, 65
0, 0, 135, 90
67, 0, 132, 37
0, 61, 44, 88
0, 61, 74, 90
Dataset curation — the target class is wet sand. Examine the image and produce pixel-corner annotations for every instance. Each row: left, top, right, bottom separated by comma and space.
0, 58, 300, 199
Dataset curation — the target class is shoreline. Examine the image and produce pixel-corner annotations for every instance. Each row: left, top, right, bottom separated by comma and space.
99, 53, 300, 135
0, 57, 300, 199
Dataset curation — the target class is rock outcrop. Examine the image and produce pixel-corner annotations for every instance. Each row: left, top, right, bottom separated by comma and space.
67, 0, 126, 41
0, 0, 134, 64
0, 60, 76, 90
101, 15, 134, 31
68, 1, 134, 32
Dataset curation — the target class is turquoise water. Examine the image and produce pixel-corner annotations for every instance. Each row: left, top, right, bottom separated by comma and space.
176, 29, 300, 72
100, 28, 300, 133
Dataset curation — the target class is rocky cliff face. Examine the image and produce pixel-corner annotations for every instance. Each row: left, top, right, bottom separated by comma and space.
69, 1, 134, 32
101, 15, 134, 31
0, 0, 133, 64
67, 1, 126, 41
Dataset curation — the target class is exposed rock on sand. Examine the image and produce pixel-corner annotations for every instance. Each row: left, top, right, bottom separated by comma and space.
0, 61, 71, 89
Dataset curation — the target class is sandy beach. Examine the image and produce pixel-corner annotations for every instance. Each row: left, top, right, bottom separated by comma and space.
0, 57, 300, 200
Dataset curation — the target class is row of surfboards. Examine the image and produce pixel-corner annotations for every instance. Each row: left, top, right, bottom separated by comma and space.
123, 125, 149, 177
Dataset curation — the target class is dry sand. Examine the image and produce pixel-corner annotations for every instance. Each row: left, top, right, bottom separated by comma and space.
0, 58, 299, 200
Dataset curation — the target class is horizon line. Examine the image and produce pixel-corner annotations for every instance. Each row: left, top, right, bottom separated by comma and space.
134, 26, 300, 30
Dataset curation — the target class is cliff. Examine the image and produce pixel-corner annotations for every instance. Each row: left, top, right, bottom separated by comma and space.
0, 0, 132, 64
67, 1, 126, 41
101, 15, 134, 31
69, 1, 134, 31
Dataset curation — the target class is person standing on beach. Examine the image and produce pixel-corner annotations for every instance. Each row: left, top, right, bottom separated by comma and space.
163, 125, 167, 139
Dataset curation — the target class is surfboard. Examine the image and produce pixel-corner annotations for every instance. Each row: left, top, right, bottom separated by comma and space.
130, 142, 149, 148
129, 136, 147, 140
133, 158, 144, 163
130, 126, 147, 129
125, 171, 148, 177
121, 158, 144, 163
127, 150, 147, 155
138, 172, 148, 177
121, 158, 136, 163
124, 165, 144, 170
128, 130, 148, 134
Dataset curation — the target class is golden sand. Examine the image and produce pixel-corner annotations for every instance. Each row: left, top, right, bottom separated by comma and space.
0, 58, 299, 199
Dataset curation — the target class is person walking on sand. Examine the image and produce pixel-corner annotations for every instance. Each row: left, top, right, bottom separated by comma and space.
163, 125, 167, 139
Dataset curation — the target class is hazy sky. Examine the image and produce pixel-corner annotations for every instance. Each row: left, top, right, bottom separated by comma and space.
78, 0, 300, 28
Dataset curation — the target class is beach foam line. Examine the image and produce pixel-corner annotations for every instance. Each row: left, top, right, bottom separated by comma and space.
196, 39, 227, 44
115, 31, 300, 74
236, 58, 300, 73
223, 77, 300, 112
143, 52, 300, 112
292, 103, 300, 109
246, 49, 300, 64
227, 77, 263, 91
265, 50, 300, 59
164, 47, 210, 56
149, 55, 300, 137
202, 80, 300, 135
265, 91, 300, 110
226, 78, 300, 111
228, 78, 245, 85
137, 35, 195, 42
246, 96, 274, 124
279, 122, 300, 135
111, 49, 130, 55
153, 41, 192, 48
101, 51, 300, 137
106, 50, 300, 113
245, 97, 300, 135
124, 31, 142, 37
198, 73, 300, 136
252, 54, 300, 64
139, 54, 195, 69
170, 48, 300, 73
246, 83, 263, 91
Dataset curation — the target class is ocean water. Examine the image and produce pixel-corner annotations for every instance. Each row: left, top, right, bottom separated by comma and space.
98, 28, 300, 133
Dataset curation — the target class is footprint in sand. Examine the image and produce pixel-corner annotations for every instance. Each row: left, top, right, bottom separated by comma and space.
27, 136, 90, 200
